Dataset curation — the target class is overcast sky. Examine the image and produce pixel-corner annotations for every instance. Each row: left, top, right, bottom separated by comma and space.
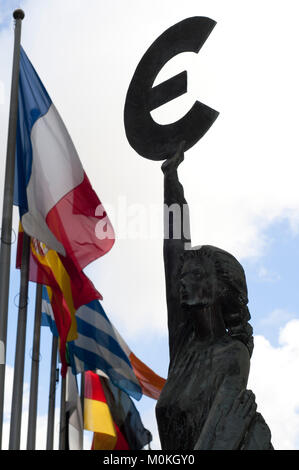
1, 0, 299, 450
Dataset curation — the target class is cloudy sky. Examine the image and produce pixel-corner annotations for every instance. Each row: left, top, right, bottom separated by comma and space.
1, 0, 299, 450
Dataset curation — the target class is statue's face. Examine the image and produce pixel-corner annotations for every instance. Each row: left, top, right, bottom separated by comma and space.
180, 255, 217, 307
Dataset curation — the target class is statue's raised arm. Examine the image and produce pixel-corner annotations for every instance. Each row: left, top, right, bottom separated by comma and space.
161, 142, 191, 363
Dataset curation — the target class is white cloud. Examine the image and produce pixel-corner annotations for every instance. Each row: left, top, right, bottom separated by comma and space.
258, 267, 281, 283
248, 320, 299, 449
258, 308, 295, 329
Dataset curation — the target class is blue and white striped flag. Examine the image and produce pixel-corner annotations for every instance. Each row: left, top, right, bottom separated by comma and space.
41, 287, 58, 336
41, 286, 142, 400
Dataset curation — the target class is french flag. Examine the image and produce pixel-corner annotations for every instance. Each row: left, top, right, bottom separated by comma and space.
14, 47, 115, 272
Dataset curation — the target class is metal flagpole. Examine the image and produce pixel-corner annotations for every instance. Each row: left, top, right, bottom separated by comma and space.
0, 9, 25, 448
8, 231, 30, 449
46, 335, 58, 450
26, 283, 42, 450
80, 372, 85, 421
59, 373, 67, 450
80, 371, 85, 449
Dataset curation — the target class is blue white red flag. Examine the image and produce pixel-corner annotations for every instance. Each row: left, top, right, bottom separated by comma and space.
14, 47, 114, 274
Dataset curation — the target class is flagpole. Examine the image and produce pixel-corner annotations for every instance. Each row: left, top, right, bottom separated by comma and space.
46, 334, 58, 450
59, 373, 67, 450
8, 232, 30, 449
80, 372, 85, 420
0, 9, 25, 448
80, 371, 85, 449
26, 283, 42, 450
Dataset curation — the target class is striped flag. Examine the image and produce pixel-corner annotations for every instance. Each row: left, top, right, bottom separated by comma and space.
41, 285, 58, 336
14, 46, 114, 282
42, 286, 142, 400
42, 286, 166, 400
85, 372, 152, 450
17, 224, 101, 376
101, 376, 152, 450
14, 47, 114, 375
112, 326, 166, 400
84, 371, 118, 450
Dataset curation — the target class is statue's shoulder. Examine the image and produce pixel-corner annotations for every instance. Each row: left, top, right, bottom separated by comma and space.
213, 334, 251, 367
200, 336, 251, 395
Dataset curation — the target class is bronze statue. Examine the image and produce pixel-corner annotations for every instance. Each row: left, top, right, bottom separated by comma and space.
155, 143, 273, 450
124, 16, 274, 450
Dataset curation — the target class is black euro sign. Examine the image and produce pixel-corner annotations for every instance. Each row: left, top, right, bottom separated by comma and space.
124, 17, 219, 161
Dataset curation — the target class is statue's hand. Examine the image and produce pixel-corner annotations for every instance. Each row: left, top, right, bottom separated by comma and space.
161, 141, 185, 174
212, 389, 257, 450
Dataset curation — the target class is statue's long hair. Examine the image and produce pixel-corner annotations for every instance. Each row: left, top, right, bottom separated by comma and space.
183, 245, 254, 357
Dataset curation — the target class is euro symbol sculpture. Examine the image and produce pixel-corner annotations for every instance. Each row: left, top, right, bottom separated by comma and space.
124, 16, 219, 160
